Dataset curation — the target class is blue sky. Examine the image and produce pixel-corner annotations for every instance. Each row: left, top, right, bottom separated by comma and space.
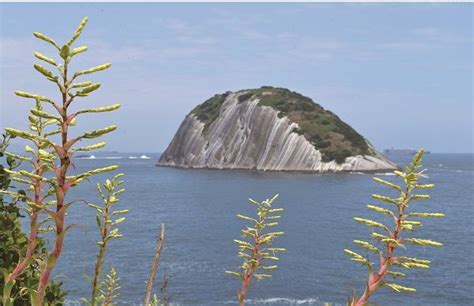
1, 3, 472, 153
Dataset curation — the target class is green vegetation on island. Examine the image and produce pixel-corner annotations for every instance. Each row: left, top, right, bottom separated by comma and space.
191, 86, 370, 163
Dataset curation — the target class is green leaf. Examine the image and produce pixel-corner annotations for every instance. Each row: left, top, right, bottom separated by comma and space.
5, 128, 47, 142
224, 271, 241, 279
411, 194, 430, 201
72, 142, 107, 152
67, 16, 88, 46
34, 63, 56, 81
400, 262, 430, 269
82, 125, 117, 139
33, 32, 60, 49
30, 109, 61, 121
75, 83, 101, 96
71, 46, 88, 56
384, 283, 416, 293
3, 280, 16, 302
401, 257, 431, 265
73, 165, 119, 181
74, 63, 112, 77
344, 249, 365, 260
59, 44, 70, 60
34, 52, 57, 66
354, 217, 387, 230
112, 209, 128, 215
353, 240, 380, 253
15, 90, 52, 103
409, 212, 445, 218
366, 205, 393, 216
415, 184, 435, 189
373, 177, 402, 191
4, 151, 32, 162
71, 81, 92, 88
237, 214, 257, 223
372, 194, 399, 205
45, 129, 62, 137
77, 104, 121, 115
386, 271, 406, 278
404, 238, 442, 247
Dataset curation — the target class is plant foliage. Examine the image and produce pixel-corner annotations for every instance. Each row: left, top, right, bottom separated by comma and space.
345, 149, 444, 305
88, 174, 127, 306
0, 135, 66, 305
226, 194, 286, 306
1, 16, 120, 305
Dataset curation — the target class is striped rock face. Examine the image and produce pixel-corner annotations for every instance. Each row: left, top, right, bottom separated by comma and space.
158, 91, 397, 172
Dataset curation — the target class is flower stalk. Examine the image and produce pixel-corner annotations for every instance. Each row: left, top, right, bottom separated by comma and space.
3, 17, 120, 305
90, 174, 127, 305
226, 194, 286, 306
345, 149, 444, 305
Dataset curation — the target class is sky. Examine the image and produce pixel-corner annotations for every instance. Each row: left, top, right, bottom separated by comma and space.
0, 3, 472, 153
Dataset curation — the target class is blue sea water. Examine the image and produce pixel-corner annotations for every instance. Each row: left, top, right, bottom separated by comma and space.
49, 153, 473, 305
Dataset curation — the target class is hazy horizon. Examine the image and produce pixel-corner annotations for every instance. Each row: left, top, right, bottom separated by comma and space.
1, 3, 472, 153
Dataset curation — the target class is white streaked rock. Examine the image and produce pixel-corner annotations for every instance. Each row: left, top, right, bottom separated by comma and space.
158, 93, 397, 172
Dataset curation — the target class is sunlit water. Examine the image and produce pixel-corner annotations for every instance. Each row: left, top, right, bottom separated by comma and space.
43, 153, 473, 305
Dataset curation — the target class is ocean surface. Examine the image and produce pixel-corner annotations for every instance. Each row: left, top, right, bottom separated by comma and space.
46, 153, 473, 305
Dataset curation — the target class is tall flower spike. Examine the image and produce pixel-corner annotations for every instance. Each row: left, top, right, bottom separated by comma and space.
226, 194, 286, 306
89, 174, 127, 306
345, 149, 445, 306
4, 17, 121, 305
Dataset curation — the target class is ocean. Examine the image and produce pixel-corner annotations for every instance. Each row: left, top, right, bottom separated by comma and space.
49, 153, 473, 305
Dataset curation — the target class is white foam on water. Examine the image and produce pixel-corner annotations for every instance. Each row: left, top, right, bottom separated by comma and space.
76, 155, 96, 159
222, 297, 322, 305
374, 172, 395, 176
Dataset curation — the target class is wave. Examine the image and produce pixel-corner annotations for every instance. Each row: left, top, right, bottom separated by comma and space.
75, 155, 153, 160
374, 172, 395, 176
75, 155, 123, 160
223, 297, 321, 305
76, 154, 96, 159
349, 171, 365, 175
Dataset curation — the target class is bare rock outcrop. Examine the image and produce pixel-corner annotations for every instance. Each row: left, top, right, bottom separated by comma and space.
158, 87, 397, 172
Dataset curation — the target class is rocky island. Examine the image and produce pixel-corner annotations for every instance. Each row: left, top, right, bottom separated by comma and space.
158, 87, 397, 172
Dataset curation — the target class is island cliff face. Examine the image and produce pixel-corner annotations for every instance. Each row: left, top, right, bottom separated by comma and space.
158, 87, 397, 172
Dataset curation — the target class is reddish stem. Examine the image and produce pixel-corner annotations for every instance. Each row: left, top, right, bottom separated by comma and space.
352, 203, 406, 306
237, 238, 261, 306
5, 156, 44, 284
36, 63, 72, 305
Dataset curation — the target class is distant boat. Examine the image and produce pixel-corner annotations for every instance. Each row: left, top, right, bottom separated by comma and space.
129, 156, 138, 159
140, 155, 151, 159
384, 148, 431, 155
88, 155, 96, 159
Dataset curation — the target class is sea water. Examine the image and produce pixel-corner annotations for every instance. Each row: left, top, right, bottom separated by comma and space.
48, 153, 473, 305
